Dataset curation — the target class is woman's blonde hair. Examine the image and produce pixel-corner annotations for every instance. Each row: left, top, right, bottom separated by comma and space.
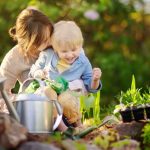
51, 21, 83, 51
9, 8, 54, 62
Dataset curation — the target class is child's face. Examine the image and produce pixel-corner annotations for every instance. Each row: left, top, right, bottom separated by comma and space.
56, 46, 82, 64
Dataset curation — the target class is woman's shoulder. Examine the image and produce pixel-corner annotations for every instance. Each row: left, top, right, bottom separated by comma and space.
3, 45, 22, 59
1, 45, 18, 62
1, 45, 29, 70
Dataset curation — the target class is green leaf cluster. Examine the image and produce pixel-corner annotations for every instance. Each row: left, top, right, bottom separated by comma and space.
142, 123, 150, 145
114, 75, 150, 113
25, 79, 40, 93
45, 77, 68, 94
93, 130, 118, 150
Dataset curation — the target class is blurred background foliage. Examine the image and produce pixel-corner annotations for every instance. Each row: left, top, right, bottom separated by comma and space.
0, 0, 149, 106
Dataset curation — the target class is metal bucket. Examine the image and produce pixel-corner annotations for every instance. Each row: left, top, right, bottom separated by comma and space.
0, 78, 62, 134
13, 93, 62, 133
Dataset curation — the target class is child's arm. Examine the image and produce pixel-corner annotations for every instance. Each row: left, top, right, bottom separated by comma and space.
81, 57, 102, 93
91, 68, 102, 90
29, 51, 47, 79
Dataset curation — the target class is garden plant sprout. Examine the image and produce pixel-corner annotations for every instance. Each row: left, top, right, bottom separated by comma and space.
114, 75, 143, 114
80, 91, 101, 125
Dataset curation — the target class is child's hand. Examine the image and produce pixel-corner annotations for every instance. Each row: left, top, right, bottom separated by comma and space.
33, 70, 46, 79
92, 68, 102, 81
43, 67, 50, 79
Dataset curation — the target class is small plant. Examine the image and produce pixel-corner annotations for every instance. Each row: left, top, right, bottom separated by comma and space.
80, 91, 101, 125
74, 142, 86, 150
143, 88, 150, 104
142, 123, 150, 145
113, 75, 149, 122
93, 136, 110, 150
111, 139, 140, 150
93, 130, 119, 150
143, 88, 150, 119
114, 75, 143, 114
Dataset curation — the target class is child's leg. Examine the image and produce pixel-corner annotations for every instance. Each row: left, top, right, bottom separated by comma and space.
43, 86, 57, 100
58, 90, 82, 125
57, 120, 68, 131
43, 86, 68, 131
72, 119, 82, 127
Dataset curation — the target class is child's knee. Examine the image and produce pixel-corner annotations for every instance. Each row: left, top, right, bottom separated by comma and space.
58, 91, 81, 124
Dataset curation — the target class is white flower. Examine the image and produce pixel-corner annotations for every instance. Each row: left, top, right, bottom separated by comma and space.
84, 9, 100, 20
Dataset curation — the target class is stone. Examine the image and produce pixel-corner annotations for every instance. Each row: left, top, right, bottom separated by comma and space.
114, 121, 146, 141
62, 139, 101, 150
0, 113, 27, 149
111, 139, 140, 150
17, 142, 61, 150
27, 133, 50, 142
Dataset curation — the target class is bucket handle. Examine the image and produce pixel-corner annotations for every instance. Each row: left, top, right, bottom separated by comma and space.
19, 78, 45, 93
52, 100, 63, 130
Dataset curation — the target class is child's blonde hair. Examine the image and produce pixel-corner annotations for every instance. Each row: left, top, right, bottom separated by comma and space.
51, 21, 83, 51
9, 8, 54, 62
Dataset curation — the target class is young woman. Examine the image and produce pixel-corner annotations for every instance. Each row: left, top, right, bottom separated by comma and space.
0, 8, 54, 94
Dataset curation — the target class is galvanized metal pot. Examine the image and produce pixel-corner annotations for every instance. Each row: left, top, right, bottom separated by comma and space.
14, 93, 62, 133
0, 78, 63, 134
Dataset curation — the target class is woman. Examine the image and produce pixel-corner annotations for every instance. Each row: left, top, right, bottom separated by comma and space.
0, 8, 54, 94
0, 9, 91, 133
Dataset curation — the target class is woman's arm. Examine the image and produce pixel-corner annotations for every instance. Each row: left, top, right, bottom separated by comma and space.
0, 46, 20, 94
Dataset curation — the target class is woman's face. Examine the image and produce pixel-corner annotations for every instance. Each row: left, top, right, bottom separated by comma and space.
37, 27, 51, 52
37, 41, 50, 52
17, 26, 51, 52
